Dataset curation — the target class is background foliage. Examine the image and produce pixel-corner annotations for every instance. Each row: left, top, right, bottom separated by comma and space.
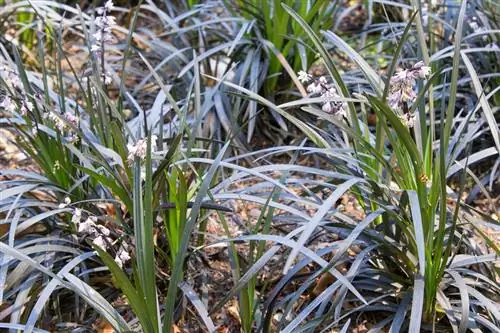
0, 0, 498, 332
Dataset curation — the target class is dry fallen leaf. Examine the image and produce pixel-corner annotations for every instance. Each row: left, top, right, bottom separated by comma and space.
312, 263, 348, 296
95, 320, 114, 333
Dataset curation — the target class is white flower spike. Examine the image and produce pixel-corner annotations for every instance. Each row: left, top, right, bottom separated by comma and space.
92, 0, 116, 54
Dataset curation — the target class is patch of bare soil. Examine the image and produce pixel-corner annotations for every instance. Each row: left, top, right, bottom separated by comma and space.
0, 129, 30, 171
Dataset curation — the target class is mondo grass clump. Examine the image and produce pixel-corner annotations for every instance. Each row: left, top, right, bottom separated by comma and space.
0, 0, 498, 332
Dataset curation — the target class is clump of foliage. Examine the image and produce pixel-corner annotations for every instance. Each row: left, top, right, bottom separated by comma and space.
0, 0, 498, 332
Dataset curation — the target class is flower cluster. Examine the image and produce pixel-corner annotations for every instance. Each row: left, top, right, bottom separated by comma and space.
0, 61, 81, 141
0, 62, 34, 117
0, 96, 16, 114
47, 112, 80, 131
20, 101, 34, 116
1, 95, 35, 117
91, 0, 116, 53
388, 61, 431, 111
388, 61, 431, 128
398, 113, 416, 128
126, 135, 158, 165
298, 71, 347, 118
42, 110, 80, 141
71, 207, 131, 268
0, 63, 22, 91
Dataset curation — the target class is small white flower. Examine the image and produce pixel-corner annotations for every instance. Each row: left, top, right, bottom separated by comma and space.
297, 70, 312, 83
48, 113, 65, 131
0, 96, 16, 113
127, 135, 158, 165
114, 244, 131, 268
388, 90, 402, 109
78, 217, 97, 234
104, 0, 114, 11
95, 16, 114, 30
118, 250, 131, 262
305, 76, 346, 117
409, 62, 431, 79
66, 133, 79, 143
50, 112, 79, 132
307, 82, 323, 94
335, 108, 347, 119
71, 208, 82, 224
470, 21, 479, 32
25, 101, 34, 112
31, 127, 38, 136
104, 74, 112, 85
391, 69, 412, 85
58, 197, 71, 208
93, 235, 108, 250
401, 85, 416, 103
323, 87, 338, 98
106, 16, 116, 27
399, 113, 416, 128
63, 113, 79, 127
126, 144, 139, 164
9, 76, 22, 90
93, 31, 103, 42
387, 61, 430, 110
418, 66, 431, 79
102, 33, 115, 44
322, 103, 333, 113
94, 16, 105, 28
